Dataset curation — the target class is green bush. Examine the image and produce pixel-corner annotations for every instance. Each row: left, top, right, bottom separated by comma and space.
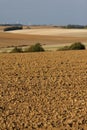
58, 42, 85, 51
69, 42, 85, 50
25, 43, 45, 52
10, 47, 23, 53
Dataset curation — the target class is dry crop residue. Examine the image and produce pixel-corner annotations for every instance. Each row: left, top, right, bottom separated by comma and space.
0, 51, 87, 130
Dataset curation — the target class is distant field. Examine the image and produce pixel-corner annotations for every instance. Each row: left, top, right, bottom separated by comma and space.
0, 51, 87, 130
0, 28, 87, 51
10, 28, 87, 37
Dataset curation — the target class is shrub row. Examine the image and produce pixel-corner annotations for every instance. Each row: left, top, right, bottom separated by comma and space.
7, 42, 86, 53
10, 43, 45, 53
58, 42, 85, 51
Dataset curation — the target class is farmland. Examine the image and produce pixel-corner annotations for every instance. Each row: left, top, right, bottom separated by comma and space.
10, 28, 87, 37
0, 27, 87, 51
0, 51, 87, 130
0, 26, 87, 130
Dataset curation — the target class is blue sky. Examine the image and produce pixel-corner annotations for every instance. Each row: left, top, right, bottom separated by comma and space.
0, 0, 87, 25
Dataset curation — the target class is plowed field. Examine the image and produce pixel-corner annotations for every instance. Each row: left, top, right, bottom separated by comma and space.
0, 50, 87, 130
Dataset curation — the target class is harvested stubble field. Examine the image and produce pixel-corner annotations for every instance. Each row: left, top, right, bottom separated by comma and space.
0, 50, 87, 130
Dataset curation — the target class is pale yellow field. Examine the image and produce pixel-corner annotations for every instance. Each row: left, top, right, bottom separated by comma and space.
9, 28, 87, 37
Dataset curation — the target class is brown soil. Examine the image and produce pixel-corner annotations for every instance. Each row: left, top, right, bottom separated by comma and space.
0, 51, 87, 130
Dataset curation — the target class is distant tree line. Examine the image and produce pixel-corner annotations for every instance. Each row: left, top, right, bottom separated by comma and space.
4, 25, 23, 31
66, 24, 87, 29
1, 23, 87, 29
61, 24, 87, 29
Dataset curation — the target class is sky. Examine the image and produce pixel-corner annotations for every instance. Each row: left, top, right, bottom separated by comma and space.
0, 0, 87, 25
